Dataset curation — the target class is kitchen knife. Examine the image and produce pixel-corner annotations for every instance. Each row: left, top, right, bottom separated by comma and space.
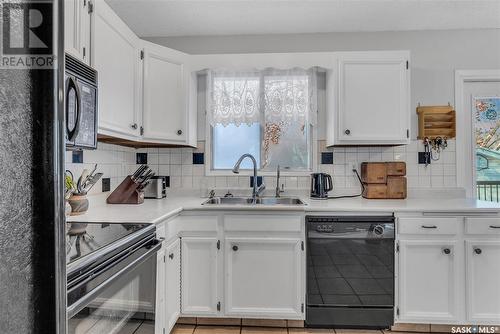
137, 170, 153, 184
82, 173, 103, 193
132, 165, 148, 180
140, 171, 155, 186
88, 164, 98, 178
138, 172, 156, 190
77, 169, 89, 193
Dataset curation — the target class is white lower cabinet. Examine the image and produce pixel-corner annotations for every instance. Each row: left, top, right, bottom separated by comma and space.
465, 240, 500, 323
165, 238, 181, 333
155, 241, 166, 334
176, 213, 305, 322
398, 240, 459, 322
181, 237, 220, 316
224, 238, 303, 319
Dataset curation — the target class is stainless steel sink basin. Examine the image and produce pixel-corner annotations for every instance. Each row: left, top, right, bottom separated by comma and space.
203, 197, 255, 205
258, 197, 305, 205
202, 197, 305, 206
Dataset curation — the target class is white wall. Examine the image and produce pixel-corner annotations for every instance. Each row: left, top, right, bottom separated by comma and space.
68, 29, 498, 195
146, 29, 500, 138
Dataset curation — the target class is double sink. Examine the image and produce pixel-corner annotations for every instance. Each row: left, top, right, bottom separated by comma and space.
202, 197, 305, 206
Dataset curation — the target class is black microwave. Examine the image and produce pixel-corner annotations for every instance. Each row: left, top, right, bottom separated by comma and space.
65, 53, 98, 150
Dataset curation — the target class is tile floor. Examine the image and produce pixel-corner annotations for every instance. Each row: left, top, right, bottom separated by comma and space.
170, 325, 424, 334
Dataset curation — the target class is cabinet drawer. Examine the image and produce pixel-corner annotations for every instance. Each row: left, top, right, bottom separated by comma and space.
177, 215, 218, 232
465, 217, 500, 235
225, 215, 302, 232
398, 217, 458, 235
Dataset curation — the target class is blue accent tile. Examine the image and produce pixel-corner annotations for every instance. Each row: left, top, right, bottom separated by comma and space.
250, 176, 263, 188
321, 152, 334, 164
192, 152, 205, 165
418, 152, 431, 165
72, 150, 83, 163
101, 178, 110, 192
136, 152, 147, 164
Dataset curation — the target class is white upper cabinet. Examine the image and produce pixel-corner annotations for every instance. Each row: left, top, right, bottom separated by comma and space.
91, 0, 142, 140
64, 0, 91, 64
141, 41, 194, 145
327, 51, 410, 146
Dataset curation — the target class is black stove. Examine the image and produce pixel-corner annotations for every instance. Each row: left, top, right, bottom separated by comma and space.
65, 221, 161, 320
66, 222, 149, 265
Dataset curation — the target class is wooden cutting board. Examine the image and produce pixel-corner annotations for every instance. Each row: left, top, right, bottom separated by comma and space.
387, 176, 407, 199
361, 162, 387, 184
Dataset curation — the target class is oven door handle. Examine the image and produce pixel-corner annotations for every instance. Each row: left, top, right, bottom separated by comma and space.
67, 240, 161, 318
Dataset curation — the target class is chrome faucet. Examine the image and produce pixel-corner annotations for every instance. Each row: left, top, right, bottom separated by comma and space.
232, 154, 265, 203
276, 165, 285, 198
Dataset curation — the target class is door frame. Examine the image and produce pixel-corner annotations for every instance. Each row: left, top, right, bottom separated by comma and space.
454, 70, 500, 198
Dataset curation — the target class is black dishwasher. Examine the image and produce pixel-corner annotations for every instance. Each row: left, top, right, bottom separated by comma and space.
306, 216, 395, 329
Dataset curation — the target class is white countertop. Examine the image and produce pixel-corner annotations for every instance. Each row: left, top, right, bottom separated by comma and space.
66, 193, 500, 224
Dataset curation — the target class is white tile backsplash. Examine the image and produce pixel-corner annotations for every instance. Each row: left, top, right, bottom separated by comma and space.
65, 139, 457, 194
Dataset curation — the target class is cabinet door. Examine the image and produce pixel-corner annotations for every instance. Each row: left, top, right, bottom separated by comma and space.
398, 240, 459, 322
225, 238, 303, 319
331, 51, 410, 145
80, 0, 91, 64
142, 41, 190, 144
181, 237, 219, 316
155, 245, 166, 334
466, 240, 500, 323
92, 1, 141, 140
64, 0, 90, 64
165, 238, 181, 333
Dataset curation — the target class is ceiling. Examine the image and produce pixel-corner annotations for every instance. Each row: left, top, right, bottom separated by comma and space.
105, 0, 500, 37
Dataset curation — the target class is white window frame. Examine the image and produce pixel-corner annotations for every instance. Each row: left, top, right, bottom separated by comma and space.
204, 73, 318, 177
455, 69, 500, 198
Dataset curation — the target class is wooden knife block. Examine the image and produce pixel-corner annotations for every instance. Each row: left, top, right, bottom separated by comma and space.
106, 176, 145, 204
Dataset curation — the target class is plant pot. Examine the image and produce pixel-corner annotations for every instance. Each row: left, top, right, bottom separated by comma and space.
68, 194, 89, 216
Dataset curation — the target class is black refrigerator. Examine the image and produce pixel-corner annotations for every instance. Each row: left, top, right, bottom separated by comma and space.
0, 1, 66, 333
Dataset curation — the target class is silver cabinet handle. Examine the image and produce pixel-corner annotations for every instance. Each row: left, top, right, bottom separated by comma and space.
344, 129, 351, 135
443, 248, 451, 255
232, 245, 238, 251
169, 253, 174, 260
131, 123, 138, 129
177, 129, 183, 135
421, 225, 437, 229
474, 248, 482, 255
489, 225, 500, 229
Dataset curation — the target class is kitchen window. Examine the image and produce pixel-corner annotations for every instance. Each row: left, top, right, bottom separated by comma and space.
206, 68, 318, 175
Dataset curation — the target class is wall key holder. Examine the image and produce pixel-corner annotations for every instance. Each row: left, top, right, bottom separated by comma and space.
417, 103, 455, 166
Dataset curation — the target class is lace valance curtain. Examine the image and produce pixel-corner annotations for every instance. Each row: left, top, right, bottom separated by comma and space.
207, 68, 318, 127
